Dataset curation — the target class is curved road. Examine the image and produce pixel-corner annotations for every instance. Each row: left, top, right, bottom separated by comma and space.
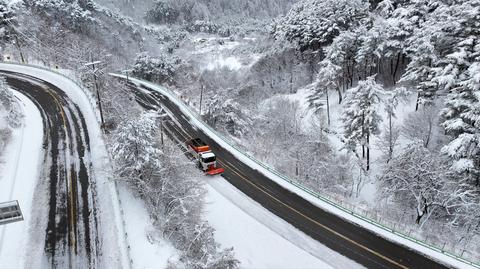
119, 77, 452, 269
1, 71, 99, 268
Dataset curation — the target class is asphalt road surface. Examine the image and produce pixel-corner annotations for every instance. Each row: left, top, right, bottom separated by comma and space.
122, 78, 452, 269
1, 71, 99, 268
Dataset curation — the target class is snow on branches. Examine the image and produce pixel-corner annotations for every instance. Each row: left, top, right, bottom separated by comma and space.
272, 0, 369, 51
342, 76, 383, 170
132, 52, 181, 84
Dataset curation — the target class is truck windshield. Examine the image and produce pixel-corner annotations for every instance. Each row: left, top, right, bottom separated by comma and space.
202, 156, 216, 163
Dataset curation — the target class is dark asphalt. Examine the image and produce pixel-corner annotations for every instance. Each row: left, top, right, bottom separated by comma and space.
1, 71, 99, 268
124, 79, 453, 269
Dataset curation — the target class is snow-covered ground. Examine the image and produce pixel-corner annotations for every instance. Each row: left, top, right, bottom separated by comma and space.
187, 34, 262, 71
117, 184, 179, 269
0, 91, 43, 268
205, 177, 363, 269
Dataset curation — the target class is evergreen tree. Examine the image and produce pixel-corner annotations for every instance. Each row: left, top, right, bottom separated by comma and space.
342, 76, 383, 170
272, 0, 369, 51
441, 37, 480, 186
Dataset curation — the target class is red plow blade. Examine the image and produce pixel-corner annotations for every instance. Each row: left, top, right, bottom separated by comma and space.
206, 167, 225, 175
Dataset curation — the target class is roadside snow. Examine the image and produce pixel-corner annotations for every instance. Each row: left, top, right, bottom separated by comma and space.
117, 74, 479, 269
205, 177, 363, 269
117, 184, 179, 269
0, 91, 43, 269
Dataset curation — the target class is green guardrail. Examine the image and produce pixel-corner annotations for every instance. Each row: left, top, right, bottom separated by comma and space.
116, 74, 480, 269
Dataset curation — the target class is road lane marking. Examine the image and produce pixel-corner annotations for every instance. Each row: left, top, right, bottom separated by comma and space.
44, 88, 77, 254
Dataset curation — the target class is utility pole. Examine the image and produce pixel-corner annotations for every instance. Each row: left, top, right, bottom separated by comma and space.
160, 109, 164, 148
13, 35, 25, 63
86, 56, 105, 128
199, 84, 204, 116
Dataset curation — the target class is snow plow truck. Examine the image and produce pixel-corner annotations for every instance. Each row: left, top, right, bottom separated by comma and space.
186, 138, 225, 175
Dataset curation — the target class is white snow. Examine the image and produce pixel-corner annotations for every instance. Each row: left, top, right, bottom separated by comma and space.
0, 90, 43, 269
206, 56, 243, 71
117, 184, 179, 269
115, 74, 479, 269
205, 177, 363, 269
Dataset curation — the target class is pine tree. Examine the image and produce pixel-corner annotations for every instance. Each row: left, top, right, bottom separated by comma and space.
308, 59, 342, 125
272, 0, 369, 51
441, 37, 480, 186
342, 76, 383, 170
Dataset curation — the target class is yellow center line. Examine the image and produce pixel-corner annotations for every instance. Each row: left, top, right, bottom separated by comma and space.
44, 88, 77, 253
217, 159, 409, 269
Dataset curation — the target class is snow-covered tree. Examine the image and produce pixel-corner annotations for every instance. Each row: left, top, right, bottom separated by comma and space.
145, 1, 180, 24
112, 111, 162, 192
323, 30, 361, 92
0, 76, 22, 129
132, 52, 181, 84
342, 76, 383, 170
25, 0, 96, 32
380, 142, 476, 226
272, 0, 369, 51
378, 87, 408, 162
308, 59, 342, 125
0, 0, 16, 43
403, 105, 439, 148
440, 39, 480, 185
203, 96, 252, 138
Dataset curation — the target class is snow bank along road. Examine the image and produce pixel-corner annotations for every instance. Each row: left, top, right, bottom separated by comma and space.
0, 64, 128, 269
115, 75, 455, 269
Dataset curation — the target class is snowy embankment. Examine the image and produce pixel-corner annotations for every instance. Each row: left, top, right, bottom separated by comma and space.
0, 91, 43, 268
114, 74, 479, 269
117, 184, 179, 269
0, 63, 129, 269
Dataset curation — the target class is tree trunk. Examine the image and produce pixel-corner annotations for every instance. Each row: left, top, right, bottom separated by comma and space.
415, 92, 420, 111
14, 36, 25, 63
295, 151, 299, 176
392, 52, 401, 84
337, 86, 343, 104
326, 89, 331, 125
424, 119, 432, 148
388, 113, 393, 163
290, 66, 294, 94
366, 133, 370, 171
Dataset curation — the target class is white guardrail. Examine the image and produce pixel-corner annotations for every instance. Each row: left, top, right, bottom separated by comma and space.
110, 73, 480, 269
